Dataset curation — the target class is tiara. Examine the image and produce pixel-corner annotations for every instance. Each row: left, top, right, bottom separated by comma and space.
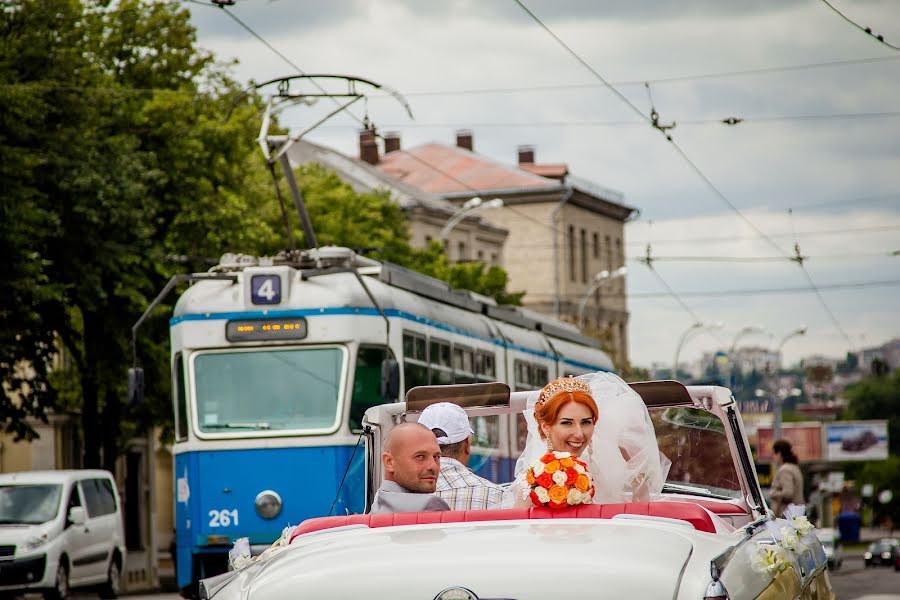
538, 377, 591, 404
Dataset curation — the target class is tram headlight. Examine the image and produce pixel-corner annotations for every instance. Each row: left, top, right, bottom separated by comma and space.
255, 490, 283, 519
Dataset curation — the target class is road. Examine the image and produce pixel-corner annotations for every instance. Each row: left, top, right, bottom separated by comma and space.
829, 549, 900, 600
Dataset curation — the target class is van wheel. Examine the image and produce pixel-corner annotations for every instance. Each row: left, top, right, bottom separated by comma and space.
98, 558, 121, 599
44, 562, 69, 600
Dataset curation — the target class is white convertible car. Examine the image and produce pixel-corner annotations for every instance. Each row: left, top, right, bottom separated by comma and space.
200, 381, 834, 600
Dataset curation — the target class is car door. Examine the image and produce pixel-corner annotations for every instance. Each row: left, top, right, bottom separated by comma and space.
74, 479, 113, 582
62, 482, 94, 584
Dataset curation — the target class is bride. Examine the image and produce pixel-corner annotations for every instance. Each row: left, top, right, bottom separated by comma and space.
509, 371, 670, 505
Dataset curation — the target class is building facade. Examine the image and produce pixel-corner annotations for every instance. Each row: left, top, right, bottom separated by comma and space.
376, 131, 636, 366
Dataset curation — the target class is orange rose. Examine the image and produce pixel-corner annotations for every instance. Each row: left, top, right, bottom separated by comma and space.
544, 460, 561, 474
560, 457, 575, 468
536, 472, 553, 489
565, 468, 578, 485
526, 470, 536, 485
574, 474, 590, 492
540, 453, 556, 464
548, 485, 569, 504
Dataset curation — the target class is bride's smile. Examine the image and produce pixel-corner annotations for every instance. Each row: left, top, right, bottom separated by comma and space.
541, 402, 596, 457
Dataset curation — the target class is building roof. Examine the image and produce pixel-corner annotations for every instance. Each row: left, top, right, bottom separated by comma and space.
378, 143, 559, 194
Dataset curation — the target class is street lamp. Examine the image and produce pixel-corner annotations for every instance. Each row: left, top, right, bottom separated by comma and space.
772, 326, 807, 439
577, 266, 627, 328
439, 197, 504, 241
672, 321, 724, 381
727, 325, 766, 387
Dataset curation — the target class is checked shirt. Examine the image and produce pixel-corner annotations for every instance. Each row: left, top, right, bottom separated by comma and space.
435, 456, 505, 511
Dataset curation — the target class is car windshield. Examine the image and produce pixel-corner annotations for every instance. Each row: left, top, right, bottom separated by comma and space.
0, 484, 63, 524
649, 406, 742, 499
194, 347, 344, 434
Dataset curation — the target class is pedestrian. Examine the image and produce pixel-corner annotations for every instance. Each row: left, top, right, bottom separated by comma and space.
770, 439, 804, 517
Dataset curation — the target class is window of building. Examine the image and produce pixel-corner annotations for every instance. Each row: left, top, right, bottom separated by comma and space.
490, 253, 498, 265
425, 235, 432, 245
568, 225, 575, 282
477, 249, 484, 262
592, 232, 599, 259
605, 235, 613, 271
580, 228, 588, 283
458, 241, 467, 262
615, 238, 623, 268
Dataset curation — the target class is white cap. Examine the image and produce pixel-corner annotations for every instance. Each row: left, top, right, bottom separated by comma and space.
417, 402, 474, 445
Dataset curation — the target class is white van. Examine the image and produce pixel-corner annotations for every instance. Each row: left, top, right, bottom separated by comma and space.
0, 470, 125, 599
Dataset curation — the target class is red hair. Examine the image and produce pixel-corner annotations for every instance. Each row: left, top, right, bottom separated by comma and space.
534, 391, 598, 439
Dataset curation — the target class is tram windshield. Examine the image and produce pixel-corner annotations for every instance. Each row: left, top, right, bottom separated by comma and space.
193, 347, 344, 434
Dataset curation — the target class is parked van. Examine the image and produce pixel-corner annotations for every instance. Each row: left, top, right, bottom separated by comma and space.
0, 470, 125, 599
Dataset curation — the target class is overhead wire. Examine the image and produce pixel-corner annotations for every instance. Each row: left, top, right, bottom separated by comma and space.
819, 0, 900, 52
511, 0, 869, 348
624, 223, 900, 246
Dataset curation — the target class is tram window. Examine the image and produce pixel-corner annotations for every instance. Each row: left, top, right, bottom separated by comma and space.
514, 360, 550, 391
453, 346, 476, 384
350, 346, 394, 432
533, 365, 549, 387
477, 351, 496, 380
429, 339, 452, 385
173, 353, 188, 441
471, 415, 500, 447
402, 332, 429, 392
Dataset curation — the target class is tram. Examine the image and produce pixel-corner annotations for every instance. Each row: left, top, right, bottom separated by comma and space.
168, 246, 613, 593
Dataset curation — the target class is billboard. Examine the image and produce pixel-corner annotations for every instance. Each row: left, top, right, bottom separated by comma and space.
825, 421, 889, 461
757, 423, 823, 463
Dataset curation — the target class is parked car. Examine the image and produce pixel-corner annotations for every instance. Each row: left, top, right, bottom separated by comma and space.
0, 470, 125, 599
863, 539, 899, 568
201, 381, 832, 600
841, 429, 879, 452
815, 527, 842, 570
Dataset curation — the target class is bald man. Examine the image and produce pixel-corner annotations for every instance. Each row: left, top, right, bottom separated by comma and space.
369, 422, 450, 514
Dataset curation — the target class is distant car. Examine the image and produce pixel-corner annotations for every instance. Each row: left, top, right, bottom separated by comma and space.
0, 470, 125, 599
815, 528, 842, 571
863, 539, 899, 568
841, 429, 879, 452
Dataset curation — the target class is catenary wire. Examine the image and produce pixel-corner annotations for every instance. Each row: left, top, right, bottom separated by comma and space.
819, 0, 900, 52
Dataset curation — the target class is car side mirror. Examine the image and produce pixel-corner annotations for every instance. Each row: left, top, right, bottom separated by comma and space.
128, 367, 144, 405
68, 506, 86, 526
380, 358, 400, 402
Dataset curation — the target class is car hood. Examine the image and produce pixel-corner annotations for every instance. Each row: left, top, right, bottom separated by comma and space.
0, 522, 54, 545
226, 520, 699, 599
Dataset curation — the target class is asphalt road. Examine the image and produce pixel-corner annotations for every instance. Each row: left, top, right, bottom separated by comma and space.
828, 549, 900, 600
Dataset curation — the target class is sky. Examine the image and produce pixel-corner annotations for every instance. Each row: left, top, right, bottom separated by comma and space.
184, 0, 900, 369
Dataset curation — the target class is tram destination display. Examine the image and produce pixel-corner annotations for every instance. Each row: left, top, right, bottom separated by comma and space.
225, 318, 308, 341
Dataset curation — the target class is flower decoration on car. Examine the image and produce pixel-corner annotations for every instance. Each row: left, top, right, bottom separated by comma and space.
229, 525, 297, 570
525, 451, 594, 508
750, 543, 790, 575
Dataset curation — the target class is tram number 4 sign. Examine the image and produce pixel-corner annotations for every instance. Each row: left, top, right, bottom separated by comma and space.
251, 275, 281, 305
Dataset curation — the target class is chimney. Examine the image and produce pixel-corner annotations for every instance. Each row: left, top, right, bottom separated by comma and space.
517, 145, 535, 164
456, 129, 474, 151
359, 129, 379, 165
383, 131, 401, 154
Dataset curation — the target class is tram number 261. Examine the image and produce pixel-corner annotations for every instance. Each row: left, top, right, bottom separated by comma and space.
208, 509, 239, 527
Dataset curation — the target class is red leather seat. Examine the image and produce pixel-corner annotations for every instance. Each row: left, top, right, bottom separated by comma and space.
289, 501, 717, 543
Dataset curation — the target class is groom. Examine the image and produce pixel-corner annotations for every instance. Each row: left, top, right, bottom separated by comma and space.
418, 402, 504, 511
369, 422, 450, 514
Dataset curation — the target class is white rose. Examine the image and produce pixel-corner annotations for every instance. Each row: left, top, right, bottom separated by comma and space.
535, 487, 550, 504
532, 461, 545, 477
552, 470, 567, 486
555, 451, 572, 459
779, 526, 800, 551
573, 463, 585, 474
792, 516, 813, 536
567, 488, 583, 505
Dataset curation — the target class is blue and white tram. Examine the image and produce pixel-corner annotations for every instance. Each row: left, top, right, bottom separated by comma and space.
169, 248, 612, 592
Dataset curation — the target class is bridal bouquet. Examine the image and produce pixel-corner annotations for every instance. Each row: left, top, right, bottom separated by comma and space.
525, 451, 595, 508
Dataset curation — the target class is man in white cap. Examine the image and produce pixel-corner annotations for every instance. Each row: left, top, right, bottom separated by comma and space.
417, 402, 504, 511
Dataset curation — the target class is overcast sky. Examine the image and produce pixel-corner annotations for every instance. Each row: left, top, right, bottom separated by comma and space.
186, 0, 899, 369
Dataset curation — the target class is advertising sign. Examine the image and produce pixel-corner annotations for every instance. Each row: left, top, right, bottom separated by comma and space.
757, 423, 823, 463
825, 421, 889, 461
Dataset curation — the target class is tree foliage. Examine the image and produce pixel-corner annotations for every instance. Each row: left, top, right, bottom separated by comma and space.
844, 369, 900, 456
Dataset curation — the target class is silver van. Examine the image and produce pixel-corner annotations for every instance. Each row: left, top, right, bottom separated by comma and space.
0, 470, 126, 599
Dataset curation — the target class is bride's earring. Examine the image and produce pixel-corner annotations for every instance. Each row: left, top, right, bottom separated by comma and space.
587, 440, 594, 462
546, 438, 554, 452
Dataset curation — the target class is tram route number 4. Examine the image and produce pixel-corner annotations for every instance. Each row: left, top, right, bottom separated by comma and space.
209, 509, 240, 527
251, 275, 281, 305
